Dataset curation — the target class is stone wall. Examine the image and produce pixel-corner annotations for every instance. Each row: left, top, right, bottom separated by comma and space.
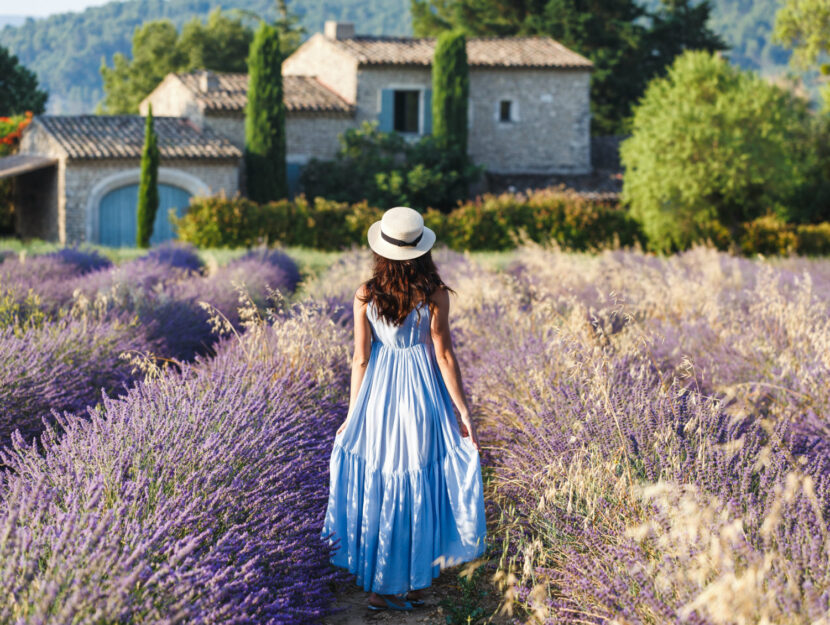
354, 66, 432, 129
18, 120, 67, 241
354, 65, 592, 174
139, 75, 204, 122
286, 114, 354, 162
468, 68, 591, 174
204, 113, 245, 150
63, 158, 240, 245
282, 34, 359, 103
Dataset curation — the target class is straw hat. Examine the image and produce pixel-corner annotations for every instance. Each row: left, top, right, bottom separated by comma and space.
367, 206, 436, 260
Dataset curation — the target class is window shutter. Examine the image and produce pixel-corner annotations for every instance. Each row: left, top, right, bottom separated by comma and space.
378, 89, 394, 131
422, 88, 433, 135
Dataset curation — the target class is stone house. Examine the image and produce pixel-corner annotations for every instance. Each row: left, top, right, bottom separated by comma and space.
0, 21, 592, 246
143, 21, 594, 183
5, 115, 241, 246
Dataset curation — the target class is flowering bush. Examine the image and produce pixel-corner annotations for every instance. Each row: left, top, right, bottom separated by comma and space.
1, 242, 829, 623
0, 312, 349, 623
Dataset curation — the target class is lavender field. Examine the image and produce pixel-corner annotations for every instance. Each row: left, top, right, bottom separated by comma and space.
0, 242, 828, 623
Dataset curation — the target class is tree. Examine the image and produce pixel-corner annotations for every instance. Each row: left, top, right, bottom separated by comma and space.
643, 0, 727, 80
432, 30, 469, 148
0, 45, 47, 116
98, 8, 254, 114
774, 0, 830, 108
136, 103, 160, 248
244, 20, 287, 203
620, 50, 815, 252
410, 0, 726, 135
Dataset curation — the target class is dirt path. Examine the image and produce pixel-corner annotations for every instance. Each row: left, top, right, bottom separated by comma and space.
322, 563, 513, 625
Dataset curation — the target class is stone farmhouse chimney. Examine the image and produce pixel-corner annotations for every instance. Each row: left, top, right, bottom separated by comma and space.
199, 70, 220, 92
324, 20, 355, 40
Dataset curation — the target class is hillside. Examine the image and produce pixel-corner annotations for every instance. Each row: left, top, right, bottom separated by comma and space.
0, 0, 411, 114
0, 0, 798, 115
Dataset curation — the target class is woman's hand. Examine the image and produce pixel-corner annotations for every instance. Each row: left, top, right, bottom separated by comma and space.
458, 411, 481, 453
336, 407, 354, 436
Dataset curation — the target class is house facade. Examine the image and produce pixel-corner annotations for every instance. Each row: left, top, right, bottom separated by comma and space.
0, 21, 592, 246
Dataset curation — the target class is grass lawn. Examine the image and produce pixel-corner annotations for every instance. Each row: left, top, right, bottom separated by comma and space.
0, 238, 521, 281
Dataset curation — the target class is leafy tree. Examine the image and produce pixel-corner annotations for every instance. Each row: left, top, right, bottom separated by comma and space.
244, 20, 287, 203
620, 50, 815, 252
0, 45, 47, 116
774, 0, 830, 108
98, 8, 254, 114
411, 0, 725, 134
136, 102, 160, 248
643, 0, 727, 80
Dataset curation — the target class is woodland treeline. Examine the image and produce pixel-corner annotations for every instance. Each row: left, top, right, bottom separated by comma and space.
0, 0, 797, 117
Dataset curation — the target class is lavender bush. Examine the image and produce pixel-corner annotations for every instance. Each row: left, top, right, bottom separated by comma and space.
0, 297, 351, 624
0, 246, 302, 448
0, 310, 157, 449
2, 241, 829, 623
305, 243, 830, 622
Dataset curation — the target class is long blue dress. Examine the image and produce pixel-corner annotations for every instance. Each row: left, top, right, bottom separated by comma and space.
321, 298, 487, 594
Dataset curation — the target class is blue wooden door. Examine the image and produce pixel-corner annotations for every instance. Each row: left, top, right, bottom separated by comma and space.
287, 162, 303, 198
99, 183, 191, 247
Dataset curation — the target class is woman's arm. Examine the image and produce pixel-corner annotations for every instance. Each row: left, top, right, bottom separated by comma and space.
337, 284, 373, 435
429, 288, 481, 453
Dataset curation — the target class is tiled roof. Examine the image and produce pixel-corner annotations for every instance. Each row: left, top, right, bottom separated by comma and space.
0, 154, 58, 179
328, 36, 593, 69
175, 71, 355, 114
34, 115, 242, 160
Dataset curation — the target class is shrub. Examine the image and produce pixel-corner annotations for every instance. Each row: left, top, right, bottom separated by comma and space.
621, 50, 816, 252
178, 187, 641, 252
0, 311, 157, 448
738, 214, 798, 256
138, 240, 204, 272
438, 188, 644, 251
795, 222, 830, 255
0, 344, 345, 622
300, 121, 483, 210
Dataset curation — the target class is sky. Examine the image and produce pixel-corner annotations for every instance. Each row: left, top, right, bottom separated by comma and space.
1, 0, 114, 18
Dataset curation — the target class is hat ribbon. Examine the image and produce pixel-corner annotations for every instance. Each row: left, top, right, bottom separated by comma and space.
381, 229, 423, 247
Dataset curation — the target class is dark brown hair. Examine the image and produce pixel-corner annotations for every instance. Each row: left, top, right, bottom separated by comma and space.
358, 250, 456, 326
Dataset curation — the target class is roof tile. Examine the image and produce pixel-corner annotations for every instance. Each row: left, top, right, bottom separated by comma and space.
175, 71, 355, 114
35, 115, 242, 160
329, 35, 593, 69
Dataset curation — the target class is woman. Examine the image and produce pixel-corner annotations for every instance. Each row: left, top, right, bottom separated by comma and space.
320, 206, 487, 611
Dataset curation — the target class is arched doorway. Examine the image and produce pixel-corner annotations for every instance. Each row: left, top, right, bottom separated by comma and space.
98, 183, 191, 247
87, 168, 210, 246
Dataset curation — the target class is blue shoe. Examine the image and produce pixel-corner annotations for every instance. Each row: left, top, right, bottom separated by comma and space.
367, 594, 413, 611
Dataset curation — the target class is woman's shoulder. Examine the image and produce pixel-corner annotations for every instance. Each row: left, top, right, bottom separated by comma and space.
355, 281, 370, 299
427, 285, 450, 313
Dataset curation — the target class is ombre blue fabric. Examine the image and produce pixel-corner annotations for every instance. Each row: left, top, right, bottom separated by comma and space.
321, 299, 487, 594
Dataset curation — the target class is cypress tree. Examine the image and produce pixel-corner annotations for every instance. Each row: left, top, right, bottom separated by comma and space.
136, 102, 160, 248
244, 20, 286, 203
432, 29, 469, 154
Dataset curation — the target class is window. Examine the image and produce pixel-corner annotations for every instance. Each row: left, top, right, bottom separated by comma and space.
499, 100, 513, 122
394, 90, 420, 133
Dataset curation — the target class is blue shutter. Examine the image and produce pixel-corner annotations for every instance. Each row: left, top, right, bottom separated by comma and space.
379, 89, 394, 131
422, 88, 432, 135
286, 162, 303, 198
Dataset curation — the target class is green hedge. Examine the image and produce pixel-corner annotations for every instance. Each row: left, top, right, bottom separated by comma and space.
737, 215, 830, 256
173, 190, 830, 255
173, 188, 644, 252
